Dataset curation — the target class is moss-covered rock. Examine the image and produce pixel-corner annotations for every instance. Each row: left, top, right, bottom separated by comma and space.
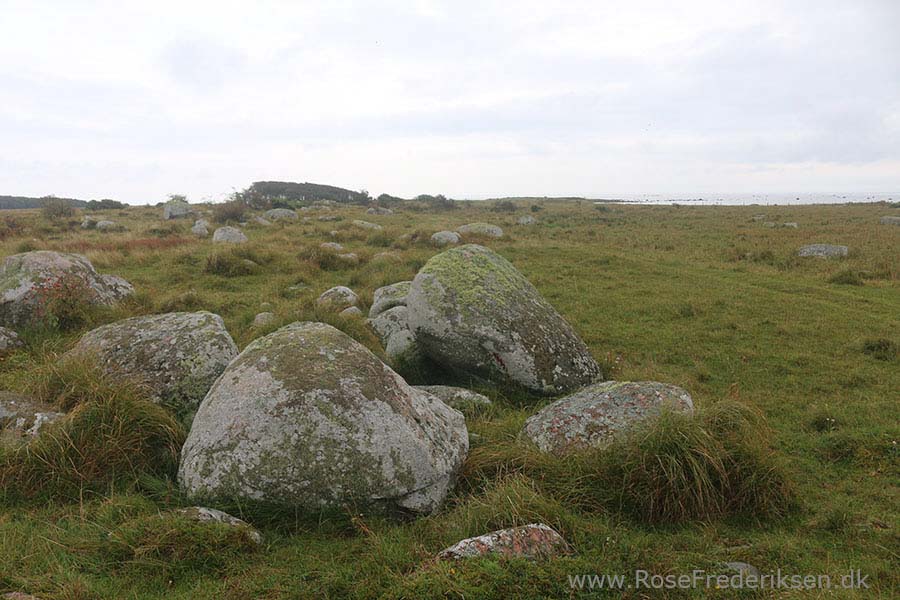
178, 322, 468, 516
66, 312, 238, 420
521, 381, 694, 455
369, 281, 411, 318
0, 251, 133, 327
407, 245, 601, 395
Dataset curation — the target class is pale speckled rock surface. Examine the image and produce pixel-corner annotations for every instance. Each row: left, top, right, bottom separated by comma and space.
212, 226, 248, 244
517, 215, 537, 225
353, 219, 383, 231
431, 231, 460, 247
0, 326, 22, 353
456, 223, 503, 238
368, 306, 423, 367
438, 524, 568, 560
253, 312, 276, 328
192, 219, 210, 236
366, 206, 394, 215
798, 244, 848, 258
178, 322, 468, 516
317, 286, 359, 310
407, 245, 601, 395
522, 381, 694, 455
66, 312, 238, 418
320, 242, 344, 252
0, 391, 65, 449
174, 506, 263, 545
340, 306, 363, 318
264, 208, 299, 221
369, 281, 411, 317
163, 201, 193, 220
95, 220, 124, 232
415, 385, 491, 410
0, 251, 133, 327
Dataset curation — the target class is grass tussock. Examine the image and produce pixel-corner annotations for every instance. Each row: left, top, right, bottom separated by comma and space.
463, 401, 795, 524
204, 251, 260, 277
0, 361, 184, 503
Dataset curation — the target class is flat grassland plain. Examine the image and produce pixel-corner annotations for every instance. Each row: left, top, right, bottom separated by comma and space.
0, 200, 897, 599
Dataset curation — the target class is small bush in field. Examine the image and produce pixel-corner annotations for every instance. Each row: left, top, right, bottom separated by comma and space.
862, 338, 897, 361
41, 197, 76, 220
26, 273, 100, 330
490, 199, 516, 212
212, 200, 247, 223
828, 269, 864, 286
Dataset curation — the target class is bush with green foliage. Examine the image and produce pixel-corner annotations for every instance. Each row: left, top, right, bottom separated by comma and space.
212, 200, 248, 223
40, 196, 76, 220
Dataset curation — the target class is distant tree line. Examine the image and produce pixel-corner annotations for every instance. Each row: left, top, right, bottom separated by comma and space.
0, 195, 86, 210
239, 181, 373, 208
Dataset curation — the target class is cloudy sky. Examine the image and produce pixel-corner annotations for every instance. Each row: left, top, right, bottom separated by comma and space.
1, 0, 898, 204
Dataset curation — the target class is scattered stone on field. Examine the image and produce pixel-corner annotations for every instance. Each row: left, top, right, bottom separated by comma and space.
340, 306, 363, 318
721, 562, 762, 579
369, 281, 411, 317
367, 206, 394, 215
517, 215, 537, 225
372, 251, 401, 262
337, 252, 360, 265
798, 244, 848, 258
67, 311, 238, 417
751, 214, 767, 221
415, 385, 491, 410
192, 220, 210, 236
431, 231, 460, 247
163, 200, 193, 220
96, 220, 124, 232
0, 251, 133, 328
407, 244, 601, 395
317, 286, 359, 310
212, 226, 248, 244
0, 391, 65, 448
456, 222, 504, 238
178, 322, 468, 515
320, 242, 344, 251
318, 215, 341, 222
173, 506, 263, 546
253, 216, 272, 226
782, 222, 798, 228
437, 524, 568, 560
285, 283, 309, 296
265, 208, 299, 221
762, 221, 777, 228
0, 326, 23, 354
353, 219, 383, 231
522, 381, 694, 455
329, 230, 339, 237
253, 312, 276, 328
81, 217, 96, 229
880, 216, 900, 226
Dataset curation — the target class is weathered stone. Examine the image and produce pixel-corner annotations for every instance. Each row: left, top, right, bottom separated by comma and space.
798, 244, 848, 258
372, 251, 401, 262
81, 217, 96, 229
318, 215, 341, 222
0, 392, 65, 449
438, 524, 568, 560
369, 281, 412, 317
340, 306, 363, 318
317, 286, 359, 310
0, 326, 23, 354
173, 506, 263, 545
366, 207, 394, 215
192, 221, 209, 237
721, 561, 762, 579
320, 242, 344, 252
0, 251, 133, 328
415, 385, 491, 410
67, 312, 238, 418
163, 201, 193, 220
407, 245, 601, 395
178, 322, 468, 515
337, 253, 359, 265
96, 220, 124, 232
751, 214, 766, 221
252, 312, 276, 328
369, 306, 409, 345
431, 231, 460, 247
353, 220, 383, 231
264, 208, 299, 221
782, 222, 798, 228
522, 381, 694, 455
456, 223, 503, 238
880, 216, 900, 226
212, 226, 248, 244
517, 215, 537, 225
253, 216, 272, 226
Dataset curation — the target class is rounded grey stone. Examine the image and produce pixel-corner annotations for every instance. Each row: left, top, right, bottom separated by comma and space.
456, 223, 503, 238
369, 281, 411, 317
798, 244, 848, 258
317, 286, 359, 310
264, 208, 299, 221
431, 231, 461, 247
415, 385, 491, 410
212, 226, 248, 244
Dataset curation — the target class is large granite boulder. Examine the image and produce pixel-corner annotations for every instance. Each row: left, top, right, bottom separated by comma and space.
522, 381, 694, 455
368, 306, 423, 368
0, 251, 133, 328
798, 244, 848, 258
369, 281, 411, 317
407, 245, 601, 395
212, 227, 248, 244
66, 312, 238, 419
178, 322, 468, 516
457, 223, 503, 238
163, 201, 193, 220
264, 208, 299, 221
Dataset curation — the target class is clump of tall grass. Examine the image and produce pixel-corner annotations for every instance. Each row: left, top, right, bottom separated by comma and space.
0, 360, 184, 503
204, 252, 260, 277
463, 401, 795, 524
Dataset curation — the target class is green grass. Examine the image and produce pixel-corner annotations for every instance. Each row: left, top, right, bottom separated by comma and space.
0, 200, 897, 598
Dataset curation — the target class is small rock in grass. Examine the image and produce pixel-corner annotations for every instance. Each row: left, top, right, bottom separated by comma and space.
340, 306, 363, 318
456, 222, 503, 238
317, 286, 359, 310
353, 219, 383, 231
438, 523, 568, 560
798, 244, 848, 258
369, 281, 411, 317
431, 231, 460, 247
212, 226, 248, 244
174, 506, 263, 546
252, 312, 276, 328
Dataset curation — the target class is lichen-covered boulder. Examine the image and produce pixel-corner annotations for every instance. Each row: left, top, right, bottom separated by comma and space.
173, 506, 263, 546
0, 327, 22, 354
457, 223, 503, 238
431, 231, 460, 247
438, 524, 568, 560
369, 281, 411, 317
192, 219, 210, 237
67, 312, 238, 418
0, 251, 133, 327
163, 201, 193, 220
798, 244, 848, 258
407, 245, 601, 395
517, 215, 537, 225
353, 219, 383, 231
340, 306, 363, 318
368, 306, 423, 368
212, 226, 248, 244
415, 385, 491, 411
317, 286, 359, 311
178, 322, 468, 515
264, 208, 298, 221
522, 381, 694, 455
880, 216, 900, 226
0, 392, 65, 449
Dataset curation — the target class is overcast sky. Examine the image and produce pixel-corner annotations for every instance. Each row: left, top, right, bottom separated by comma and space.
1, 0, 898, 204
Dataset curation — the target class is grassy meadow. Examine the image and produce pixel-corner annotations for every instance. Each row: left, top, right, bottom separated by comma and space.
0, 199, 897, 598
